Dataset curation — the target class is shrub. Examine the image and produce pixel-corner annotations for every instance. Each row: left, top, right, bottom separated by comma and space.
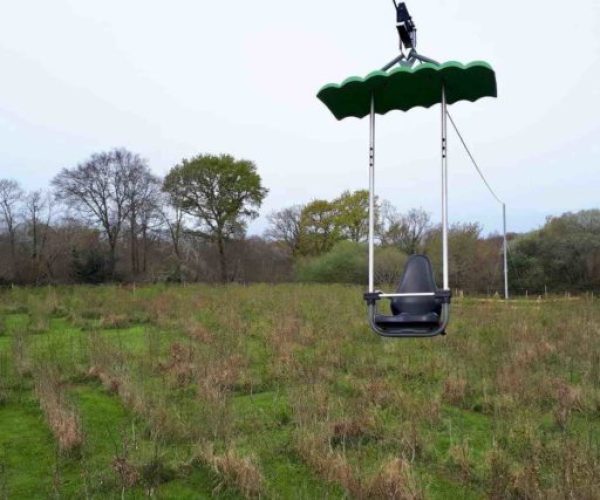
71, 248, 112, 284
295, 241, 367, 284
374, 246, 407, 286
295, 241, 407, 285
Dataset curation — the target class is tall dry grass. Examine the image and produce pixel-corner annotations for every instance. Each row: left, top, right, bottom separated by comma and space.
33, 366, 83, 454
367, 458, 424, 500
197, 443, 264, 498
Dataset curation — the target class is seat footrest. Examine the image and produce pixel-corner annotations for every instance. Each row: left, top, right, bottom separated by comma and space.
375, 312, 440, 328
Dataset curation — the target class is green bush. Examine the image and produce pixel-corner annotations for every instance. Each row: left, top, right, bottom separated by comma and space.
295, 241, 367, 284
374, 246, 407, 287
295, 241, 407, 285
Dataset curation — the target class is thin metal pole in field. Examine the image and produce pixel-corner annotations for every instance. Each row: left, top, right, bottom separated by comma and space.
503, 203, 509, 300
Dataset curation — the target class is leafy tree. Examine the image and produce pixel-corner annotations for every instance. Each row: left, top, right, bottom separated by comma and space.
510, 210, 600, 292
163, 154, 267, 282
298, 200, 340, 256
270, 191, 374, 256
333, 190, 371, 243
507, 233, 546, 293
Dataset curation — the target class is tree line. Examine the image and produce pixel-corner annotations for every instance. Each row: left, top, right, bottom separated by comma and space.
1, 147, 598, 293
1, 149, 273, 285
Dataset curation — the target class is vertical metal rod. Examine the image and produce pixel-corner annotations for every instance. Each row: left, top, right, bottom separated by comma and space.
441, 86, 449, 290
368, 95, 376, 293
503, 203, 509, 300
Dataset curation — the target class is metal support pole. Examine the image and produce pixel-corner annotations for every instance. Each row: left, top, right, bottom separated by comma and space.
368, 95, 376, 293
503, 203, 509, 300
410, 50, 440, 65
381, 54, 405, 71
441, 86, 449, 290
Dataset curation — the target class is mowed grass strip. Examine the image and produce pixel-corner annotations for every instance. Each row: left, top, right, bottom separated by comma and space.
0, 397, 83, 498
73, 383, 236, 498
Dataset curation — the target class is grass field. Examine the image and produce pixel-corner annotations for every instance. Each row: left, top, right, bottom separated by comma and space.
0, 285, 599, 499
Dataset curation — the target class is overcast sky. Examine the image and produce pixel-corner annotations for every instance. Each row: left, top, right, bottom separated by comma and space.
1, 0, 599, 235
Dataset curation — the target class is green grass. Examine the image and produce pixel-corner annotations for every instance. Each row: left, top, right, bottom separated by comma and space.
0, 401, 58, 498
0, 285, 599, 498
231, 391, 343, 498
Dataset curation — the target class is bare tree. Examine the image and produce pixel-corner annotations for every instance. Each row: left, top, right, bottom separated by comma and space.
137, 188, 162, 275
52, 148, 143, 277
0, 179, 24, 277
424, 222, 481, 290
379, 203, 431, 255
123, 163, 160, 275
24, 190, 53, 283
38, 219, 103, 283
265, 205, 304, 257
159, 192, 186, 272
26, 190, 52, 259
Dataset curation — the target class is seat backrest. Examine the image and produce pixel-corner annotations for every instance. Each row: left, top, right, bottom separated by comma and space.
390, 255, 441, 315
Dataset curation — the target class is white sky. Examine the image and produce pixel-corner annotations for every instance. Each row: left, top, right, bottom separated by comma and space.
1, 0, 599, 235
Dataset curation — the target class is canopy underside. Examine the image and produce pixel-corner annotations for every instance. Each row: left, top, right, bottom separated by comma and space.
317, 61, 497, 120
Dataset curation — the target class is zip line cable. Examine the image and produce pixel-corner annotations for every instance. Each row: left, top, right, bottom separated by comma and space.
446, 110, 510, 299
446, 111, 504, 206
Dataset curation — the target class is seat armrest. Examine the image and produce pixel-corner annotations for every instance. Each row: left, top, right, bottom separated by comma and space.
363, 292, 381, 305
435, 289, 452, 304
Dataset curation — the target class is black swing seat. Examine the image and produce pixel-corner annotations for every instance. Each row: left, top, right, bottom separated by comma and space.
365, 255, 451, 337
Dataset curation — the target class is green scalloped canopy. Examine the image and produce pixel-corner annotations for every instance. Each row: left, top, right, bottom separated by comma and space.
317, 61, 497, 120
